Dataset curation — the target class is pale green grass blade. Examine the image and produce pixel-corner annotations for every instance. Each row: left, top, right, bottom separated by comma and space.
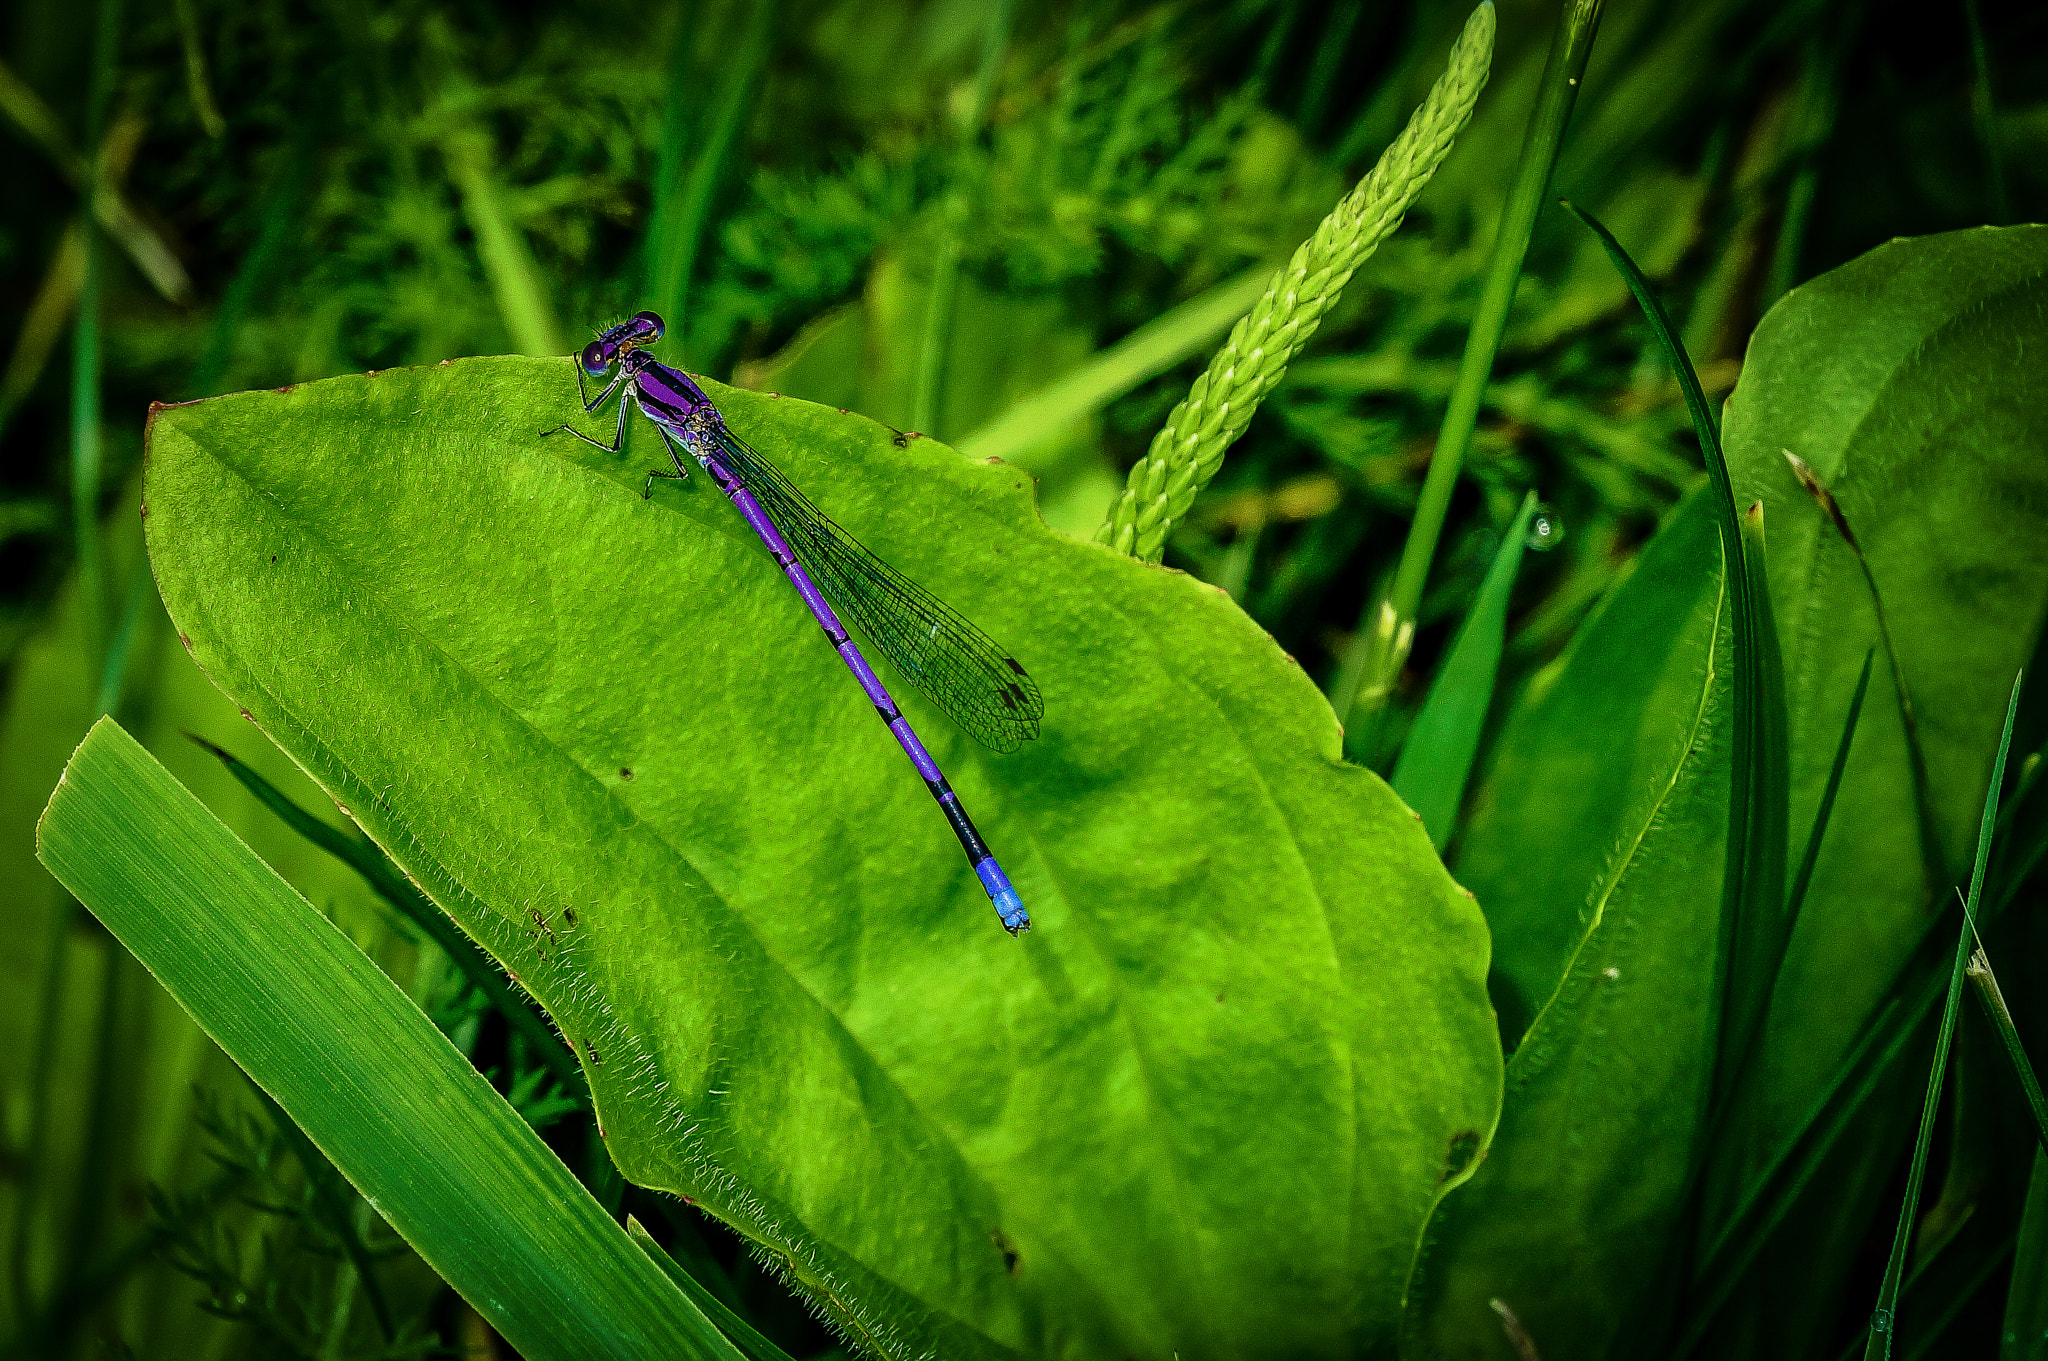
445, 133, 565, 358
1391, 490, 1536, 851
1966, 946, 2048, 1154
35, 718, 742, 1361
1864, 671, 2023, 1360
953, 266, 1269, 465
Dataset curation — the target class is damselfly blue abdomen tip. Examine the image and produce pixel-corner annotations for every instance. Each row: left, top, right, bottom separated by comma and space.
994, 887, 1030, 936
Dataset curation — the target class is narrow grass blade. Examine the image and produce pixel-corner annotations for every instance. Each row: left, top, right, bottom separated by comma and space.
1340, 0, 1603, 732
1733, 501, 1792, 1033
2005, 1149, 2048, 1360
185, 733, 587, 1101
1391, 490, 1536, 850
0, 57, 194, 305
1783, 449, 1951, 908
1864, 672, 2024, 1360
626, 1218, 795, 1361
0, 219, 85, 435
1966, 948, 2048, 1154
36, 719, 734, 1361
1560, 199, 1788, 1122
1788, 648, 1875, 921
170, 0, 225, 138
190, 148, 308, 397
92, 562, 152, 718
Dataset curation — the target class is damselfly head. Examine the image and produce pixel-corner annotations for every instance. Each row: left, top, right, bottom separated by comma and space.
583, 312, 666, 373
629, 311, 665, 342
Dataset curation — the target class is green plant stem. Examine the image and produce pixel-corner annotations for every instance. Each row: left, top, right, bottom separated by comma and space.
1865, 672, 2023, 1360
0, 58, 192, 305
1338, 0, 1602, 733
72, 0, 117, 698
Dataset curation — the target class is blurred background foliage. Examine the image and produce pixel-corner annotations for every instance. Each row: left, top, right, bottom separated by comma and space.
0, 0, 2042, 1355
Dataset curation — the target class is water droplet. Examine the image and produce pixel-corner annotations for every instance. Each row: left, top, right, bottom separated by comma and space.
1871, 1309, 1893, 1334
1525, 503, 1565, 551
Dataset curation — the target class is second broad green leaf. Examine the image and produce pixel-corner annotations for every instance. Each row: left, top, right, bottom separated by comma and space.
142, 356, 1501, 1359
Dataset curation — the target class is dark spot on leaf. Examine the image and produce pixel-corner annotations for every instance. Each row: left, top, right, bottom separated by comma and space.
990, 1228, 1021, 1275
892, 432, 909, 447
583, 1038, 603, 1065
269, 555, 276, 563
619, 767, 634, 781
562, 907, 578, 928
1215, 990, 1227, 1004
1441, 1129, 1482, 1184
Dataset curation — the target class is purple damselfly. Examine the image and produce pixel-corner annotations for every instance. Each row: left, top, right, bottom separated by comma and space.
541, 312, 1042, 935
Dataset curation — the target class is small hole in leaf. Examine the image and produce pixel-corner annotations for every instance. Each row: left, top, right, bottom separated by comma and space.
990, 1228, 1021, 1275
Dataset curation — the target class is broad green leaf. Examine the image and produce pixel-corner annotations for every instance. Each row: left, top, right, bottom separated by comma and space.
141, 356, 1500, 1358
1392, 491, 1537, 851
1404, 486, 1730, 1358
35, 719, 738, 1361
1729, 226, 2048, 1132
1405, 226, 2048, 1360
1719, 227, 2048, 1357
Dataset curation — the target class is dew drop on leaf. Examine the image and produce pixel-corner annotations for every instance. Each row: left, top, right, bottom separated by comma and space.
1525, 503, 1565, 551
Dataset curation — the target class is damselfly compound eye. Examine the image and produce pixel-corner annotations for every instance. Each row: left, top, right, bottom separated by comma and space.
632, 311, 665, 341
580, 342, 612, 376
